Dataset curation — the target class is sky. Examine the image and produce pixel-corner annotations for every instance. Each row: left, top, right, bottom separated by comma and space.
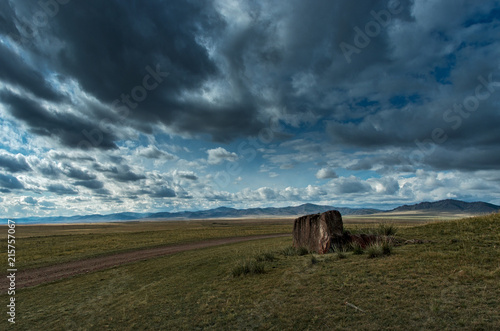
1, 0, 500, 218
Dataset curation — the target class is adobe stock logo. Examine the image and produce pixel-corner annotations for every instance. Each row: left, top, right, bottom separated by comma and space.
8, 0, 72, 47
407, 69, 500, 165
339, 1, 403, 64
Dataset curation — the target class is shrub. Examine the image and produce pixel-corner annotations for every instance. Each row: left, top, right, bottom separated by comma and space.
232, 260, 265, 277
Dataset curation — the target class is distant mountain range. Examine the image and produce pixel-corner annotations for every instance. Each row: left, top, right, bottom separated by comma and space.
389, 199, 500, 214
3, 199, 499, 224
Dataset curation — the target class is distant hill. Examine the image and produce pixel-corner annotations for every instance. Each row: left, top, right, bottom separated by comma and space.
146, 203, 380, 220
2, 203, 380, 224
388, 199, 500, 214
3, 199, 499, 224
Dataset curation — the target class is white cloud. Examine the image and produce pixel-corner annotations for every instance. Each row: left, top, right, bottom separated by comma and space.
207, 147, 238, 165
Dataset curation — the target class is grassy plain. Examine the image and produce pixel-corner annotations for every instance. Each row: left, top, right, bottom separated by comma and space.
0, 219, 292, 271
2, 213, 500, 330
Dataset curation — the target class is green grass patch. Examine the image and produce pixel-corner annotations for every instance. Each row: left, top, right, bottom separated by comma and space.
366, 239, 394, 258
3, 213, 500, 330
255, 252, 276, 262
232, 260, 266, 277
281, 246, 309, 256
378, 223, 397, 236
351, 242, 365, 255
0, 221, 292, 271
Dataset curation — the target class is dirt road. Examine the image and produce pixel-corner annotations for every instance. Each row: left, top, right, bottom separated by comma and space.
4, 233, 290, 292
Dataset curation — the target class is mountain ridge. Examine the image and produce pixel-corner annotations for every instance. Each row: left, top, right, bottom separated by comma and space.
3, 199, 499, 224
389, 199, 500, 214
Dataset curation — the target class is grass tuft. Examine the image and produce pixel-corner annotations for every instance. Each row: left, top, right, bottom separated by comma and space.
336, 250, 347, 259
351, 242, 365, 255
255, 252, 276, 262
297, 247, 309, 256
232, 260, 266, 277
378, 223, 397, 236
367, 240, 393, 259
381, 240, 393, 256
281, 246, 309, 256
366, 244, 382, 258
310, 255, 319, 264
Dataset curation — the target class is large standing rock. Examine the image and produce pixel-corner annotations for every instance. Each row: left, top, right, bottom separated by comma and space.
292, 210, 345, 254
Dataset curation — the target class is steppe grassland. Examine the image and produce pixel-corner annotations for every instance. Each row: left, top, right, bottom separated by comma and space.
2, 213, 499, 329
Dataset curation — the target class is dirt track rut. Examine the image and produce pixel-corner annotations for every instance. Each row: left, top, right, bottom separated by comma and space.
3, 233, 289, 291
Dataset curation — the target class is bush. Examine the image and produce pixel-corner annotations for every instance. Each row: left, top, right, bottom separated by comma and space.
232, 260, 266, 277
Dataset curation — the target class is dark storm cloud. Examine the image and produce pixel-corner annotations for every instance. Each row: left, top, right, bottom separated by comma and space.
333, 177, 373, 194
0, 152, 31, 173
49, 152, 95, 163
93, 163, 145, 183
0, 91, 118, 149
74, 180, 104, 190
38, 0, 264, 142
1, 0, 499, 149
0, 173, 24, 191
47, 184, 78, 195
63, 165, 96, 181
1, 0, 500, 215
0, 43, 63, 102
0, 2, 16, 36
177, 171, 198, 181
0, 0, 263, 145
150, 187, 176, 198
37, 162, 61, 178
423, 147, 500, 172
23, 196, 37, 205
110, 170, 145, 182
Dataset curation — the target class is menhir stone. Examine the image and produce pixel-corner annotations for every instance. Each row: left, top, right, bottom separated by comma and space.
292, 210, 345, 254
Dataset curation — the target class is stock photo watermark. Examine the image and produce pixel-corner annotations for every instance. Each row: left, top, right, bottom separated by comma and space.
408, 68, 500, 164
339, 0, 403, 64
213, 112, 298, 190
8, 0, 72, 47
6, 219, 16, 324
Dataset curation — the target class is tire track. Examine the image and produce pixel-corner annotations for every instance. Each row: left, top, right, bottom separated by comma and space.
3, 233, 290, 291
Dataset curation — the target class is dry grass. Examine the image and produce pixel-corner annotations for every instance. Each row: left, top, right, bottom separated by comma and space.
2, 213, 499, 330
